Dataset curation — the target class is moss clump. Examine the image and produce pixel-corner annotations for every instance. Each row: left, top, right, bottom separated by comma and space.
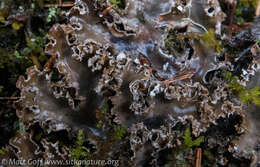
165, 28, 222, 55
165, 30, 182, 53
110, 0, 125, 9
256, 40, 260, 47
113, 125, 126, 140
0, 0, 64, 96
17, 121, 25, 134
164, 29, 189, 55
96, 123, 103, 128
182, 128, 204, 148
70, 130, 88, 165
46, 7, 60, 23
13, 33, 48, 70
34, 132, 43, 142
0, 149, 5, 155
199, 29, 222, 53
225, 72, 260, 106
235, 0, 258, 24
225, 72, 244, 92
12, 22, 23, 30
22, 34, 47, 60
102, 103, 109, 114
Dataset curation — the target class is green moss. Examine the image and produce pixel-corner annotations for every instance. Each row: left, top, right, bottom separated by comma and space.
0, 149, 5, 155
165, 28, 222, 54
235, 0, 257, 24
225, 72, 260, 106
256, 40, 260, 47
25, 34, 46, 57
102, 103, 109, 114
0, 0, 64, 96
12, 21, 22, 30
238, 0, 258, 9
225, 72, 244, 92
0, 15, 4, 23
17, 121, 25, 134
240, 86, 260, 105
113, 125, 126, 140
70, 130, 88, 166
18, 33, 48, 64
175, 153, 190, 167
182, 128, 204, 148
164, 29, 186, 55
110, 0, 125, 9
96, 123, 102, 128
199, 29, 222, 53
46, 8, 60, 23
35, 132, 43, 142
165, 148, 191, 167
14, 50, 21, 59
0, 85, 3, 93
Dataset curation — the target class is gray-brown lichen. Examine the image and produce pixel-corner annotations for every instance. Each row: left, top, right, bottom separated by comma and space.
9, 0, 260, 166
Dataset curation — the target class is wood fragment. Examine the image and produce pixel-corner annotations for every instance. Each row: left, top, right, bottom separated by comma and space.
102, 5, 115, 15
44, 55, 57, 70
160, 70, 195, 84
158, 16, 163, 22
195, 148, 202, 167
44, 0, 74, 8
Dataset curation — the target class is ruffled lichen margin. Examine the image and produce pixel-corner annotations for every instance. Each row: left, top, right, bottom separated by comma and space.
1, 0, 260, 166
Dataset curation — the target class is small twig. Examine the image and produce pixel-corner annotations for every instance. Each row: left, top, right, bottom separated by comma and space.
160, 70, 195, 84
229, 1, 237, 26
44, 3, 74, 8
195, 148, 202, 167
44, 1, 74, 8
256, 0, 260, 16
102, 5, 115, 15
29, 55, 42, 70
44, 55, 57, 70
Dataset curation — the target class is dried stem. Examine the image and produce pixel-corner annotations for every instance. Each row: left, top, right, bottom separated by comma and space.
44, 0, 74, 8
102, 5, 115, 15
195, 148, 202, 167
229, 1, 237, 26
30, 55, 42, 70
161, 70, 195, 84
256, 0, 260, 16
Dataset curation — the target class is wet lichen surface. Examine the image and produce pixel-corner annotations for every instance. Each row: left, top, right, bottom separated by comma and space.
1, 0, 260, 166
